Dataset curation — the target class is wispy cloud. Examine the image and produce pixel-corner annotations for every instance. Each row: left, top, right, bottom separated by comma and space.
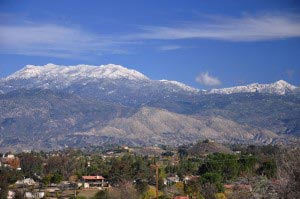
0, 23, 130, 58
1, 12, 300, 58
158, 45, 182, 51
196, 72, 221, 86
136, 13, 300, 41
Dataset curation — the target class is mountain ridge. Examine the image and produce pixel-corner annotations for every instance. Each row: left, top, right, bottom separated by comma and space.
209, 80, 297, 95
2, 64, 298, 96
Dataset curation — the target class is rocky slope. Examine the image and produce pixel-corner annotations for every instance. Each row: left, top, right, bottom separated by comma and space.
0, 89, 135, 151
0, 91, 280, 151
82, 107, 278, 146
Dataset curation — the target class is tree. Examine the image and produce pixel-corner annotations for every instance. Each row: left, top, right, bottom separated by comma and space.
45, 156, 69, 179
51, 173, 63, 184
135, 180, 149, 194
201, 172, 222, 184
199, 153, 239, 180
42, 174, 52, 186
18, 153, 43, 178
257, 159, 276, 178
117, 181, 139, 199
201, 172, 224, 192
201, 183, 218, 199
178, 146, 188, 159
0, 175, 8, 199
184, 178, 202, 197
238, 155, 257, 175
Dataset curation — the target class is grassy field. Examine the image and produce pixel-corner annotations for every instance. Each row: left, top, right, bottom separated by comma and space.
77, 189, 99, 198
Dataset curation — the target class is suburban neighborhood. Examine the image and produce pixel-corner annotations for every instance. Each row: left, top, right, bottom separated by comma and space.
1, 140, 299, 198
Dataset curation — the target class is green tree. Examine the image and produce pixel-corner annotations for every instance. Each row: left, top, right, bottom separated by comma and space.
0, 174, 8, 199
239, 155, 257, 175
201, 173, 224, 192
18, 153, 43, 179
199, 153, 239, 180
51, 173, 63, 184
184, 179, 202, 197
257, 160, 276, 178
135, 180, 149, 194
42, 174, 52, 185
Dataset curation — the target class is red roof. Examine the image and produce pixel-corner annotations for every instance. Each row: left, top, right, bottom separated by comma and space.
174, 196, 189, 199
224, 184, 234, 189
82, 176, 105, 180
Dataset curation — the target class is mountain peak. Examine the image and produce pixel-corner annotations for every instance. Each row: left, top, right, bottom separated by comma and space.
275, 79, 288, 84
273, 80, 294, 87
159, 79, 200, 92
6, 63, 149, 81
96, 64, 149, 80
209, 80, 297, 95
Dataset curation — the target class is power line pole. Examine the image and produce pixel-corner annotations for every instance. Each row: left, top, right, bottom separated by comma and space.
155, 163, 158, 199
151, 163, 159, 199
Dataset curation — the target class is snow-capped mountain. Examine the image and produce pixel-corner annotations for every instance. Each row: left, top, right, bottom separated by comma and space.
2, 64, 200, 93
0, 64, 298, 107
209, 80, 298, 95
6, 63, 149, 82
159, 79, 200, 92
0, 64, 200, 105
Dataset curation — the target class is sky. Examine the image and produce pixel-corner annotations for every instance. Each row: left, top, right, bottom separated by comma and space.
0, 0, 300, 89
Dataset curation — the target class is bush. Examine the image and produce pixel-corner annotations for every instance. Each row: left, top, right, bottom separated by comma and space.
201, 172, 222, 184
257, 160, 276, 178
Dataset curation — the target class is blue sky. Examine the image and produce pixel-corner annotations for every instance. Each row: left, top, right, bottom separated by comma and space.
0, 0, 300, 89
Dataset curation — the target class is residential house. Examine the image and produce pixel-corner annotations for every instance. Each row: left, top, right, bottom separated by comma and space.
15, 178, 37, 187
1, 154, 20, 169
183, 175, 199, 184
173, 196, 189, 199
81, 175, 109, 189
165, 175, 180, 185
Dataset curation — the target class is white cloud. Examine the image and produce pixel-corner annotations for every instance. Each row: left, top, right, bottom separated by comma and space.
0, 23, 129, 58
196, 72, 221, 86
1, 12, 300, 58
136, 13, 300, 41
158, 45, 182, 51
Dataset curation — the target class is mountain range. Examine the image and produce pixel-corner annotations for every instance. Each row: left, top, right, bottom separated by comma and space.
0, 64, 299, 151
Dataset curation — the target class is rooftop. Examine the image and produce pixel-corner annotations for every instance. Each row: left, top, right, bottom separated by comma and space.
82, 176, 105, 180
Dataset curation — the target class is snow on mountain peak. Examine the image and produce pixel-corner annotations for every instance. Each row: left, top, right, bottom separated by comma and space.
3, 63, 204, 94
209, 80, 297, 95
159, 79, 200, 92
6, 63, 149, 81
273, 80, 296, 88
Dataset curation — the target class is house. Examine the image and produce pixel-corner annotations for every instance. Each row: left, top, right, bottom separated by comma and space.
183, 175, 199, 184
81, 175, 109, 189
24, 191, 45, 198
15, 178, 37, 187
165, 175, 180, 185
0, 154, 20, 169
233, 150, 241, 155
